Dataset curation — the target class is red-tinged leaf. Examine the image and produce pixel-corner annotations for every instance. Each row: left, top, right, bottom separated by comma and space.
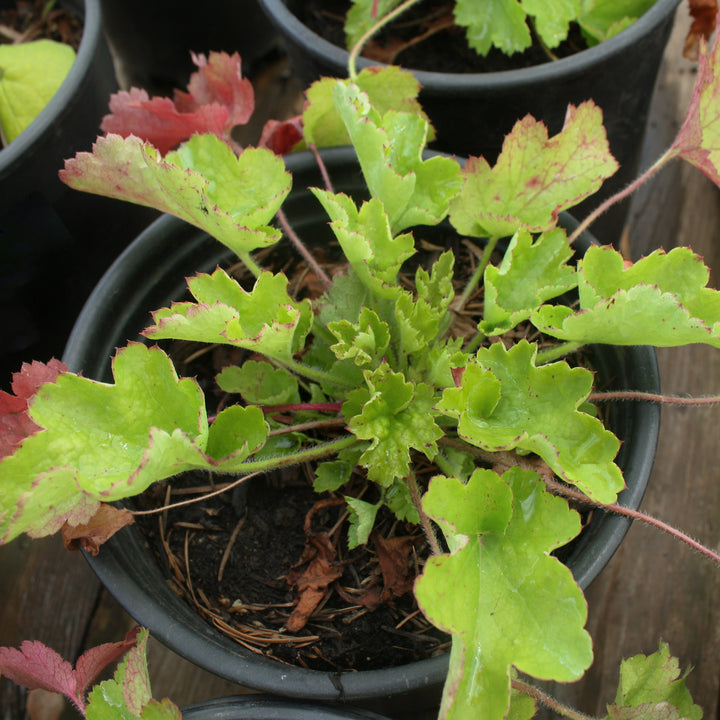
74, 627, 142, 702
684, 0, 718, 60
258, 115, 304, 155
672, 16, 720, 185
0, 642, 82, 711
177, 51, 255, 128
61, 503, 135, 555
100, 88, 229, 155
122, 628, 152, 715
0, 359, 66, 460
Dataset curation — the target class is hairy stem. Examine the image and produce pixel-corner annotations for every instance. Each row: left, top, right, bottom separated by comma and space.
309, 143, 336, 194
512, 678, 598, 720
454, 235, 499, 314
545, 478, 720, 566
535, 340, 583, 365
406, 471, 442, 555
590, 390, 720, 406
348, 0, 423, 78
277, 208, 332, 289
568, 147, 679, 245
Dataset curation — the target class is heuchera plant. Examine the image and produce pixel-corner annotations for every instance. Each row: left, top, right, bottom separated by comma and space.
4, 16, 720, 720
345, 0, 670, 61
0, 627, 182, 719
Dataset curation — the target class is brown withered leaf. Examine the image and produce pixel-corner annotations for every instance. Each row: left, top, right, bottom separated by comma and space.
61, 503, 134, 555
684, 0, 718, 61
372, 531, 421, 600
285, 532, 345, 632
284, 497, 347, 633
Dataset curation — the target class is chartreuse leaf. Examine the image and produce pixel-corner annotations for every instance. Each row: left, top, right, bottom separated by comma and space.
0, 40, 75, 144
415, 467, 590, 720
607, 644, 702, 720
533, 246, 720, 347
449, 101, 618, 238
60, 134, 290, 259
438, 341, 623, 503
331, 82, 462, 233
347, 364, 443, 485
311, 190, 415, 298
0, 344, 268, 544
145, 270, 313, 363
578, 0, 655, 44
303, 66, 432, 146
217, 360, 300, 405
482, 228, 577, 336
454, 0, 580, 56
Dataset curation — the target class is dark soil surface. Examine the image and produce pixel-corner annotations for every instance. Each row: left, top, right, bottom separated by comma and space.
0, 0, 82, 48
294, 0, 589, 73
134, 469, 450, 672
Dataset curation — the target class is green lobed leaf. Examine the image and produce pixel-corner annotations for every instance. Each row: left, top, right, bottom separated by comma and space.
312, 190, 416, 298
532, 246, 720, 347
437, 341, 623, 503
303, 66, 433, 146
0, 344, 268, 544
330, 82, 462, 233
449, 101, 618, 238
416, 467, 589, 720
329, 307, 391, 366
0, 39, 75, 144
481, 228, 578, 336
216, 361, 300, 405
347, 364, 443, 485
145, 269, 313, 362
59, 134, 290, 258
314, 446, 364, 493
454, 0, 531, 56
607, 644, 702, 720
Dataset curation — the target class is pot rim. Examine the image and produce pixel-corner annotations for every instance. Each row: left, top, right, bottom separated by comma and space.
259, 0, 681, 89
65, 146, 660, 702
0, 0, 100, 169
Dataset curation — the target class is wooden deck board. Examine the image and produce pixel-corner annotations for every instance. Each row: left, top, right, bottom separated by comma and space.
4, 3, 720, 718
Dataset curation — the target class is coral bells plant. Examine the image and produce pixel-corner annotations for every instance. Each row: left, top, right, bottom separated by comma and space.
5, 15, 720, 719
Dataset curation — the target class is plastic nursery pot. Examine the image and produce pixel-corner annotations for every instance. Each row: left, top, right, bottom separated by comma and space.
63, 147, 660, 716
99, 0, 279, 94
257, 0, 680, 245
0, 0, 158, 389
180, 695, 392, 720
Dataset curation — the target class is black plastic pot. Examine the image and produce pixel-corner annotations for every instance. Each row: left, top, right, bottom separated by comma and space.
257, 0, 680, 245
100, 0, 280, 93
181, 696, 391, 720
0, 0, 157, 389
63, 147, 660, 716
